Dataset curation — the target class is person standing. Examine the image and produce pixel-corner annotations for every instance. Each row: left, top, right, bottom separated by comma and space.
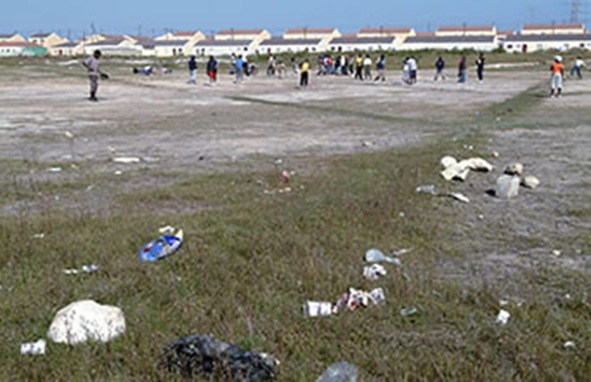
402, 57, 411, 84
434, 56, 446, 81
299, 58, 310, 87
82, 49, 107, 101
207, 55, 218, 85
354, 54, 364, 80
234, 55, 244, 83
458, 55, 467, 83
267, 55, 276, 76
407, 56, 417, 84
187, 55, 197, 84
550, 55, 565, 97
277, 59, 286, 79
475, 53, 485, 82
374, 54, 386, 82
363, 54, 372, 80
570, 56, 586, 79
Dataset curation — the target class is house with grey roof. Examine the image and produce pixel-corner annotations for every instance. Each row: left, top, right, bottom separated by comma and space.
0, 32, 25, 43
28, 32, 68, 48
401, 35, 498, 51
260, 38, 325, 54
49, 41, 84, 57
328, 37, 396, 52
194, 39, 258, 56
142, 39, 195, 57
502, 34, 591, 53
83, 38, 142, 56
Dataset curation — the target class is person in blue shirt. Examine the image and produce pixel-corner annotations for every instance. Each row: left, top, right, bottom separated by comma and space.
234, 55, 244, 83
187, 56, 197, 84
207, 56, 218, 85
434, 56, 445, 81
374, 54, 386, 82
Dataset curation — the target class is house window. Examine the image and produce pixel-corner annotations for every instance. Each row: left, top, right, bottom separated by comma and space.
506, 44, 513, 49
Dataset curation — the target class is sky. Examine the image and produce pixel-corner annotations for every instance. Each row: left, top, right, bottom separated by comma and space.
1, 0, 580, 38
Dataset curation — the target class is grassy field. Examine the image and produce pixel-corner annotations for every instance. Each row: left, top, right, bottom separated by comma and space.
0, 59, 590, 380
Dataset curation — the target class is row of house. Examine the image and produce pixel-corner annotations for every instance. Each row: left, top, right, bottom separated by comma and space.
1, 23, 590, 58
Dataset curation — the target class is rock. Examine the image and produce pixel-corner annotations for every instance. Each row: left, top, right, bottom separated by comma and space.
495, 175, 520, 199
521, 175, 540, 189
504, 163, 524, 176
463, 157, 494, 172
440, 155, 457, 169
441, 163, 470, 181
47, 300, 125, 345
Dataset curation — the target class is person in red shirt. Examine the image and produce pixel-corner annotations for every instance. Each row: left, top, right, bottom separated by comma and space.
550, 56, 565, 97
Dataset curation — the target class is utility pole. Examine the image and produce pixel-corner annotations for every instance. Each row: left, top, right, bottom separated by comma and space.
571, 0, 581, 23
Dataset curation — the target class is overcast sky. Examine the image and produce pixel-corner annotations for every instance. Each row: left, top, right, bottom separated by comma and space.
1, 0, 579, 38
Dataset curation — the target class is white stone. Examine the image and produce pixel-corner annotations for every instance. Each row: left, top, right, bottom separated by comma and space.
441, 163, 470, 181
504, 163, 524, 176
47, 300, 125, 345
440, 156, 458, 169
496, 175, 520, 199
463, 157, 494, 172
521, 175, 540, 189
496, 309, 510, 325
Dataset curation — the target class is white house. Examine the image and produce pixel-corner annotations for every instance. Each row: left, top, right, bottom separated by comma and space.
215, 29, 270, 44
260, 38, 325, 54
328, 37, 396, 52
0, 41, 47, 57
436, 25, 497, 37
49, 41, 85, 57
283, 28, 340, 41
502, 34, 591, 53
83, 39, 142, 56
402, 36, 498, 51
357, 27, 415, 47
28, 32, 68, 48
155, 30, 205, 45
194, 39, 258, 56
521, 23, 586, 35
143, 39, 195, 57
0, 32, 25, 43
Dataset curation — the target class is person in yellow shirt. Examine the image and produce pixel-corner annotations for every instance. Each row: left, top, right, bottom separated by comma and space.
300, 59, 310, 87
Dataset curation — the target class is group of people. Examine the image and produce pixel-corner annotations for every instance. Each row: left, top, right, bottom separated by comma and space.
82, 48, 587, 101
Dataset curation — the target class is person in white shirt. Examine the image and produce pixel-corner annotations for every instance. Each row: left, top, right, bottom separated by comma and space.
363, 54, 372, 80
570, 56, 586, 79
407, 56, 417, 84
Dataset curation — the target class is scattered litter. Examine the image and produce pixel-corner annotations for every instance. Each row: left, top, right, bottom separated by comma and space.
112, 157, 141, 164
521, 175, 540, 189
363, 264, 387, 280
32, 233, 45, 239
47, 167, 62, 173
63, 264, 100, 275
495, 175, 520, 199
495, 309, 510, 325
362, 140, 375, 147
552, 250, 562, 257
140, 227, 183, 262
400, 307, 417, 316
478, 214, 485, 220
263, 187, 292, 195
64, 131, 74, 139
492, 151, 500, 158
303, 301, 333, 318
563, 341, 576, 349
20, 339, 46, 355
159, 225, 175, 234
114, 171, 123, 175
440, 156, 457, 169
504, 163, 524, 176
398, 212, 405, 218
499, 299, 509, 306
274, 158, 283, 165
365, 248, 401, 266
416, 185, 470, 203
47, 300, 125, 345
161, 334, 279, 381
334, 287, 385, 313
316, 361, 358, 382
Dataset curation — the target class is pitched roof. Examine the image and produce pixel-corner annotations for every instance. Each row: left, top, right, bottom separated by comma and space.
0, 41, 42, 47
216, 29, 264, 36
504, 33, 591, 42
405, 36, 496, 43
358, 27, 412, 34
151, 39, 190, 46
260, 38, 322, 46
497, 30, 516, 36
173, 31, 200, 36
30, 32, 53, 38
522, 23, 585, 30
437, 25, 495, 32
415, 32, 436, 37
284, 28, 336, 34
86, 39, 126, 46
0, 33, 19, 38
329, 37, 396, 44
54, 42, 79, 48
196, 39, 253, 46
